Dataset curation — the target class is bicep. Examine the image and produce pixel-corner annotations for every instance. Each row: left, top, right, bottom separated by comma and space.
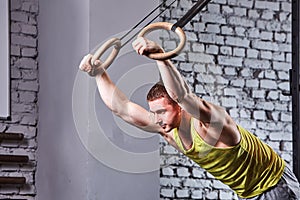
116, 101, 162, 133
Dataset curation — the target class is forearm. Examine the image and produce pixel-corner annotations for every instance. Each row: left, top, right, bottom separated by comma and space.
156, 59, 191, 103
95, 71, 129, 116
156, 59, 223, 122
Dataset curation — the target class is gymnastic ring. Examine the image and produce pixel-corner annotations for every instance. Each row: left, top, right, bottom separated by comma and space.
138, 22, 186, 60
91, 37, 121, 74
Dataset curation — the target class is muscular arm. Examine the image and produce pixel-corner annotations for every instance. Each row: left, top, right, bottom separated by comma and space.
156, 59, 226, 123
80, 55, 162, 133
132, 37, 226, 123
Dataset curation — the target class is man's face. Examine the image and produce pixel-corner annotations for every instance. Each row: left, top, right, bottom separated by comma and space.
148, 97, 181, 132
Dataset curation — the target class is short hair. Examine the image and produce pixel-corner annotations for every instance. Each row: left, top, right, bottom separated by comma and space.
147, 82, 177, 105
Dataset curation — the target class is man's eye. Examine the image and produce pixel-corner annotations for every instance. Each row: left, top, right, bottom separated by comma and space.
158, 111, 165, 114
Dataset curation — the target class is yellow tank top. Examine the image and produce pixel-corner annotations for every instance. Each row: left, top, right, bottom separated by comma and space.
173, 118, 285, 198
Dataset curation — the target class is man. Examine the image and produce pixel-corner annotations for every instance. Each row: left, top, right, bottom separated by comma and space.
79, 37, 300, 199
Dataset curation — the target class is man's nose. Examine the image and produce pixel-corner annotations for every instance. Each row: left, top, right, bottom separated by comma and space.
154, 113, 161, 124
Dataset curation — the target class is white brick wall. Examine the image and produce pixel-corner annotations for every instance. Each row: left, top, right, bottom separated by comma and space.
0, 0, 38, 199
159, 0, 292, 199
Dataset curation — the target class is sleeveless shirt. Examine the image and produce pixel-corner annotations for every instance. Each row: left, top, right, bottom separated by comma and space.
173, 118, 285, 198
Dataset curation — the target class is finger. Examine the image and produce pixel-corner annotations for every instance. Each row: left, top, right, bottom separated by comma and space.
79, 54, 92, 70
93, 59, 102, 67
133, 43, 143, 54
79, 55, 88, 70
138, 45, 147, 55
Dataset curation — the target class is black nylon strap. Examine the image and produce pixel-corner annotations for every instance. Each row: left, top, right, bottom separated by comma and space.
173, 0, 211, 29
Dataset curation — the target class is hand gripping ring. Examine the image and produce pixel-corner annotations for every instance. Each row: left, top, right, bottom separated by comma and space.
90, 38, 121, 75
137, 22, 186, 60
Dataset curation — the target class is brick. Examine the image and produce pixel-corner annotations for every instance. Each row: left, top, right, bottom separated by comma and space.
252, 40, 279, 51
230, 79, 245, 87
265, 70, 277, 79
278, 71, 290, 81
19, 91, 37, 103
206, 45, 219, 55
192, 43, 205, 52
192, 168, 205, 178
185, 31, 198, 41
233, 47, 245, 57
275, 33, 287, 42
278, 43, 291, 52
234, 7, 246, 16
221, 97, 237, 107
281, 141, 293, 151
10, 0, 22, 10
253, 110, 266, 120
207, 24, 220, 34
255, 1, 280, 11
22, 47, 38, 57
15, 57, 37, 69
176, 189, 189, 198
260, 31, 273, 41
207, 4, 220, 13
238, 0, 254, 8
240, 109, 251, 119
224, 67, 237, 76
10, 11, 29, 23
188, 53, 215, 63
220, 46, 232, 55
281, 112, 292, 122
228, 16, 255, 28
224, 88, 239, 96
260, 80, 277, 89
220, 190, 233, 199
248, 9, 260, 19
225, 36, 250, 48
266, 21, 282, 32
272, 52, 285, 62
163, 145, 179, 154
246, 49, 259, 58
221, 26, 234, 35
252, 90, 265, 98
11, 45, 21, 56
244, 59, 271, 69
191, 190, 203, 199
281, 2, 291, 12
177, 167, 190, 177
179, 63, 193, 72
202, 13, 226, 24
229, 108, 239, 118
278, 82, 290, 91
20, 24, 37, 35
18, 81, 39, 92
218, 56, 243, 67
162, 167, 174, 176
206, 191, 218, 200
267, 91, 279, 100
213, 180, 231, 190
11, 22, 22, 33
11, 34, 37, 47
207, 64, 222, 75
261, 10, 274, 20
261, 51, 272, 60
20, 115, 37, 126
246, 79, 259, 88
199, 33, 225, 45
222, 6, 233, 15
161, 188, 175, 198
273, 61, 290, 71
160, 177, 180, 187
